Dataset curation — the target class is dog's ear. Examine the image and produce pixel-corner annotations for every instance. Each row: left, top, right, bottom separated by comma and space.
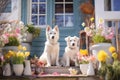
46, 25, 51, 32
54, 25, 59, 32
65, 36, 70, 41
74, 36, 79, 41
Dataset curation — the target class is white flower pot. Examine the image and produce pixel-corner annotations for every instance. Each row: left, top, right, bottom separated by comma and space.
23, 33, 33, 43
13, 64, 24, 76
87, 62, 95, 76
3, 63, 12, 76
80, 64, 88, 75
24, 60, 32, 76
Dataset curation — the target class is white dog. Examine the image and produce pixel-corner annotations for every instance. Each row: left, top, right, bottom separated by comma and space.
62, 36, 79, 66
39, 25, 60, 67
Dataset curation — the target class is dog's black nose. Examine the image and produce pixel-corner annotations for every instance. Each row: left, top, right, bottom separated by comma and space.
72, 43, 75, 46
52, 36, 54, 39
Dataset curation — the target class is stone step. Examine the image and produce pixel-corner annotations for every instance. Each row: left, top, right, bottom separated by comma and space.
36, 66, 80, 74
37, 66, 80, 74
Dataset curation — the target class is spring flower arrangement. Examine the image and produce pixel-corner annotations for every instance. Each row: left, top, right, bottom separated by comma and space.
0, 20, 27, 47
77, 49, 95, 64
82, 18, 114, 44
97, 46, 120, 80
4, 45, 30, 64
68, 67, 78, 75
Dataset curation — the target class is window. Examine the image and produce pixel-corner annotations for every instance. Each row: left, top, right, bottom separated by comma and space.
0, 0, 11, 13
31, 0, 47, 27
104, 0, 120, 11
55, 0, 73, 27
95, 0, 120, 52
30, 0, 74, 28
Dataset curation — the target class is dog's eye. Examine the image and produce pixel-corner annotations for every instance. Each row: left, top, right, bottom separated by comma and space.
50, 32, 52, 34
70, 40, 72, 42
54, 33, 56, 34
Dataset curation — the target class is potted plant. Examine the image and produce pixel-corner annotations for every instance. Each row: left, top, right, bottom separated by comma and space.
82, 18, 114, 65
1, 20, 27, 53
24, 24, 41, 42
5, 45, 30, 76
77, 49, 95, 75
97, 46, 120, 80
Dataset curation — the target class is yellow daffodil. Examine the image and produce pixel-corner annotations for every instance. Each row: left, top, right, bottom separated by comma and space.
112, 52, 118, 60
97, 50, 108, 62
90, 17, 94, 22
8, 50, 14, 56
18, 45, 23, 50
4, 54, 10, 59
22, 46, 27, 51
80, 49, 88, 56
109, 46, 116, 53
25, 52, 30, 57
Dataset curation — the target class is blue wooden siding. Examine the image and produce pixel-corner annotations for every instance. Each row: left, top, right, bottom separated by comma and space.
21, 0, 84, 57
21, 0, 27, 24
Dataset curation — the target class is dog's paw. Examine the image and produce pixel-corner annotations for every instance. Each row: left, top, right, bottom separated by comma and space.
56, 63, 60, 66
66, 64, 70, 67
46, 64, 51, 67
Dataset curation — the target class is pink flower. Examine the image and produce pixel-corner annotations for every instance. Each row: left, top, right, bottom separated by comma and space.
15, 28, 20, 33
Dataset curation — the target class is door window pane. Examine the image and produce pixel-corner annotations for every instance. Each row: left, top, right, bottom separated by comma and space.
39, 0, 46, 2
32, 15, 38, 25
55, 0, 63, 2
65, 4, 73, 13
55, 4, 63, 13
39, 16, 46, 25
55, 15, 63, 27
65, 15, 73, 27
39, 4, 46, 14
65, 0, 73, 2
32, 4, 38, 14
32, 0, 38, 2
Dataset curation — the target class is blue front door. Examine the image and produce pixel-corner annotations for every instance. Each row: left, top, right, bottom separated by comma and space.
21, 0, 83, 57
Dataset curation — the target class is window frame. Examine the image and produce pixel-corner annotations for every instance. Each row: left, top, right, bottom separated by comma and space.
27, 0, 74, 28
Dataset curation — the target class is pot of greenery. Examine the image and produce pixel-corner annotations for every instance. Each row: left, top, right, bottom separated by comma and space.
24, 24, 41, 43
2, 36, 20, 54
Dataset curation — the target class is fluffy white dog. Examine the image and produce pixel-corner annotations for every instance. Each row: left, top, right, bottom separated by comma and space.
62, 36, 79, 66
39, 25, 60, 67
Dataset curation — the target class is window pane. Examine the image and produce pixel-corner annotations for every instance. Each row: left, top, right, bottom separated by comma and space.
32, 4, 38, 14
0, 0, 11, 13
39, 16, 46, 25
32, 0, 38, 2
104, 0, 120, 11
32, 15, 38, 25
39, 4, 46, 14
65, 15, 73, 27
65, 4, 73, 13
55, 15, 63, 27
55, 0, 63, 2
39, 0, 46, 2
65, 0, 73, 2
55, 4, 63, 13
112, 0, 120, 11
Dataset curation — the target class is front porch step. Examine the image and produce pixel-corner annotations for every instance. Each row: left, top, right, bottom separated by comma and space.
40, 66, 80, 74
